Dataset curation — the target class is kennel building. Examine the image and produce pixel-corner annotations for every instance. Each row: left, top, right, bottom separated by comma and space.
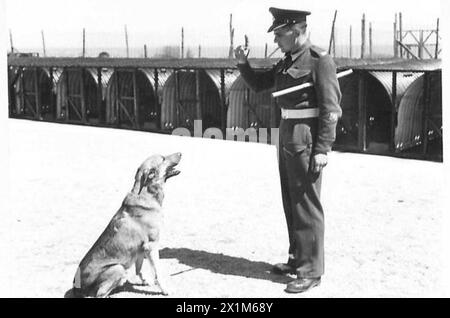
160, 69, 239, 133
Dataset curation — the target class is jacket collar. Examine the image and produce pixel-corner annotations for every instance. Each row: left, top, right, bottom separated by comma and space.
288, 39, 312, 62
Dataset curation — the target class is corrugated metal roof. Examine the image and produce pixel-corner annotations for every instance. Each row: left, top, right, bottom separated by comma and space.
395, 72, 442, 152
86, 68, 114, 87
13, 68, 55, 118
204, 69, 240, 98
227, 75, 274, 130
40, 67, 63, 85
161, 70, 223, 130
56, 69, 104, 121
335, 70, 423, 148
138, 68, 173, 99
368, 71, 423, 108
335, 73, 359, 147
8, 66, 20, 85
105, 69, 160, 128
138, 68, 154, 85
9, 66, 63, 88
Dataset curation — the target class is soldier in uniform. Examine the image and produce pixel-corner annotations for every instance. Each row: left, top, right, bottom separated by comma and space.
235, 7, 342, 293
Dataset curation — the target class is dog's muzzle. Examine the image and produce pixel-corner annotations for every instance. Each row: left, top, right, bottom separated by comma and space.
165, 153, 182, 179
166, 166, 181, 178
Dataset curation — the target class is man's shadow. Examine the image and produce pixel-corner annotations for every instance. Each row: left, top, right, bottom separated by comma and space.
160, 247, 293, 284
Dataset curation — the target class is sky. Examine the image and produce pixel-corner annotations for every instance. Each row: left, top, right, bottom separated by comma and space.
3, 0, 444, 54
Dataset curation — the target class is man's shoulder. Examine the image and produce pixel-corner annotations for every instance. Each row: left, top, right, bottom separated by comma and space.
309, 45, 328, 59
309, 45, 336, 71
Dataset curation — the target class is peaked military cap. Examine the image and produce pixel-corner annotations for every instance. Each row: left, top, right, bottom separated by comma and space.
267, 7, 310, 32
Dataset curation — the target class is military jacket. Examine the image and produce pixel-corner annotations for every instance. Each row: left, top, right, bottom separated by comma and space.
237, 40, 342, 154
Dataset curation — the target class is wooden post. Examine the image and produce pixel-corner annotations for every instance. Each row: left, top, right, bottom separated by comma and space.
64, 68, 69, 121
82, 28, 86, 58
435, 18, 440, 59
245, 87, 250, 127
220, 69, 226, 134
49, 67, 54, 119
229, 14, 235, 58
421, 72, 431, 155
361, 14, 366, 59
20, 68, 25, 115
97, 68, 103, 123
124, 25, 129, 58
174, 70, 180, 127
9, 29, 14, 53
265, 43, 268, 58
41, 30, 47, 57
80, 69, 86, 123
390, 71, 397, 152
369, 22, 373, 58
357, 71, 367, 151
181, 28, 184, 59
328, 10, 337, 55
394, 14, 398, 58
195, 70, 201, 120
8, 69, 15, 116
34, 68, 40, 120
154, 68, 160, 129
132, 69, 139, 128
349, 25, 352, 58
198, 45, 201, 58
144, 44, 148, 58
399, 12, 403, 58
418, 30, 424, 59
114, 71, 119, 126
332, 28, 336, 57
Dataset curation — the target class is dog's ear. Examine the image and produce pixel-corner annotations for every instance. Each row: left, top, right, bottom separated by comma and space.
131, 168, 144, 194
139, 168, 157, 194
144, 168, 157, 182
131, 168, 157, 194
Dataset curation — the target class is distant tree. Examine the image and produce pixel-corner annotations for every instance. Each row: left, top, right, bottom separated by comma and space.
98, 51, 110, 58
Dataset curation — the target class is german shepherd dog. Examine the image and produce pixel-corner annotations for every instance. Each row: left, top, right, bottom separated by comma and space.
72, 153, 182, 297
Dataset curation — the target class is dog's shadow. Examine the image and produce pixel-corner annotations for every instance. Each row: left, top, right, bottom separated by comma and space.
64, 282, 164, 298
64, 248, 292, 297
160, 247, 292, 284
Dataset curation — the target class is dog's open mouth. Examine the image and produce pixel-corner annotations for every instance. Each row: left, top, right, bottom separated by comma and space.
166, 166, 181, 179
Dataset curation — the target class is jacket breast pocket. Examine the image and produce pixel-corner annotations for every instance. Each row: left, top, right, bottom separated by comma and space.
286, 68, 311, 80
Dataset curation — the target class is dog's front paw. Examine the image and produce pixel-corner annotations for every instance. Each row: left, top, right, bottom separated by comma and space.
160, 289, 169, 296
159, 287, 169, 296
155, 279, 169, 296
128, 274, 149, 286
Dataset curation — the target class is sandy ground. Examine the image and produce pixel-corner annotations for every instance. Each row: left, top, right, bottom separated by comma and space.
0, 119, 446, 298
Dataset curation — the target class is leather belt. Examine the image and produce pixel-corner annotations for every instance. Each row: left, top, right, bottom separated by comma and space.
281, 107, 319, 119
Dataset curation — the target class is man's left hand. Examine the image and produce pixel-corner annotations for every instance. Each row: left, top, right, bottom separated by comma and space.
310, 153, 328, 173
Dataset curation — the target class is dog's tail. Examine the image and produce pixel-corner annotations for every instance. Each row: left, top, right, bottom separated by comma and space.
73, 266, 82, 289
64, 287, 84, 298
67, 266, 86, 298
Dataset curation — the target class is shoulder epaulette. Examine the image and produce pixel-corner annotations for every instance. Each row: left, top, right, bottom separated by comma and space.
310, 46, 327, 58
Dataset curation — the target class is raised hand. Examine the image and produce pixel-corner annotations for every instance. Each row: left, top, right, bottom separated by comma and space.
234, 45, 250, 64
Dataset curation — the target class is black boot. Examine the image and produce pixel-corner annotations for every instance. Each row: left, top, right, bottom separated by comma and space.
285, 277, 321, 293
